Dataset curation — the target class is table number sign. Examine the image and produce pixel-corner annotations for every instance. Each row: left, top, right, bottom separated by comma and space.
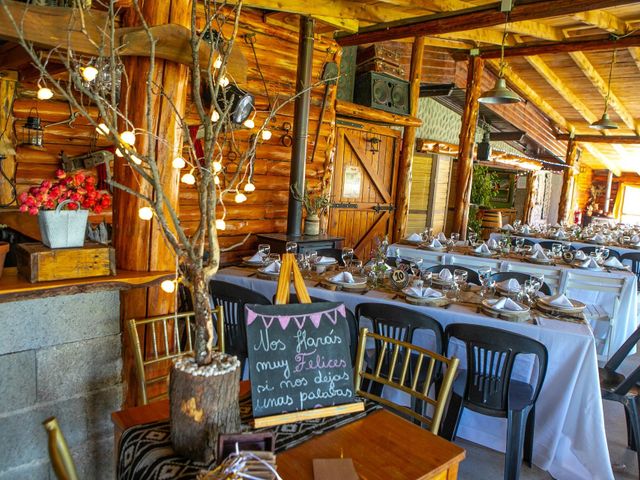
245, 301, 363, 427
390, 268, 409, 290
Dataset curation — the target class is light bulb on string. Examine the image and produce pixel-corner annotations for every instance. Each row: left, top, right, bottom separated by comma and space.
115, 148, 124, 158
160, 280, 176, 293
120, 130, 136, 146
214, 175, 220, 185
81, 66, 99, 82
138, 206, 153, 220
219, 76, 230, 88
172, 157, 186, 169
261, 129, 272, 141
181, 171, 196, 185
215, 219, 226, 230
211, 110, 220, 122
130, 155, 142, 165
37, 87, 53, 100
235, 191, 247, 203
96, 123, 109, 136
243, 118, 255, 129
244, 182, 255, 192
213, 161, 222, 173
213, 57, 222, 69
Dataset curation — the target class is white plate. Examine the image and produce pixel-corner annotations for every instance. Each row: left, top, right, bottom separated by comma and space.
242, 256, 265, 266
481, 298, 530, 314
538, 296, 586, 311
257, 267, 280, 276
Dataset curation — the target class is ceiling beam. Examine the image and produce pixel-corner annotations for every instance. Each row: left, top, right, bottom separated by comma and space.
475, 31, 640, 58
571, 10, 628, 34
335, 0, 638, 46
556, 134, 640, 143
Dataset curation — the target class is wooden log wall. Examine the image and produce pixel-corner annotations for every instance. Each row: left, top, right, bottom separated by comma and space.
8, 10, 339, 264
591, 169, 640, 215
575, 164, 594, 212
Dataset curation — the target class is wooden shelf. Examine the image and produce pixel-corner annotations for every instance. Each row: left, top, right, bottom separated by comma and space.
0, 267, 174, 303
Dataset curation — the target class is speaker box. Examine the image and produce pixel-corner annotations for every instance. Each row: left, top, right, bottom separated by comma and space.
353, 72, 410, 115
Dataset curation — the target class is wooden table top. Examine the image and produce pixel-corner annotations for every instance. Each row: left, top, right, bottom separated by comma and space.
111, 396, 465, 480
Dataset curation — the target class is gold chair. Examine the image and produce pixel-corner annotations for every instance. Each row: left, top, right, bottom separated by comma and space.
43, 417, 79, 480
127, 308, 224, 405
354, 327, 459, 436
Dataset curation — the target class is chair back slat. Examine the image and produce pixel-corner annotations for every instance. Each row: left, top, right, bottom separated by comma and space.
43, 417, 79, 480
354, 328, 459, 435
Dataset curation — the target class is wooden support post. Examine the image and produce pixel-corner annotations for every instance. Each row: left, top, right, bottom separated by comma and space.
0, 72, 17, 206
451, 56, 484, 240
393, 36, 425, 242
604, 170, 613, 215
523, 172, 536, 224
558, 137, 578, 224
113, 1, 191, 407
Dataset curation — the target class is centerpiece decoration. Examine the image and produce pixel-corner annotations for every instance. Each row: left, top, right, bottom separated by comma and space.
291, 184, 330, 235
18, 170, 110, 248
3, 0, 335, 461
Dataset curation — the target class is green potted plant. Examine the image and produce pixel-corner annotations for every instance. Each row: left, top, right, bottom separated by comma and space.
469, 165, 499, 236
292, 185, 330, 236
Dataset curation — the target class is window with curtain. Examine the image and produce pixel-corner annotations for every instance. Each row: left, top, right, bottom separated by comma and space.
620, 185, 640, 225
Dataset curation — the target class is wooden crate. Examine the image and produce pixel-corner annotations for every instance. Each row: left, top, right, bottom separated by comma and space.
16, 242, 116, 283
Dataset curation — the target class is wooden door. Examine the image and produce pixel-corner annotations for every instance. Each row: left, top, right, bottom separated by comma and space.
328, 122, 401, 260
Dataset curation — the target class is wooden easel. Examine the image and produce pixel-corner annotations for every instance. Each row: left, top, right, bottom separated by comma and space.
251, 253, 364, 429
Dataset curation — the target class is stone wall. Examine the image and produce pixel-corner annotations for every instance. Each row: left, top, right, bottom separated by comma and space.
0, 290, 122, 479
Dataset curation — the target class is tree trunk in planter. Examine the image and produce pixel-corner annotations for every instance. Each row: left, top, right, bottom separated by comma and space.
170, 354, 241, 462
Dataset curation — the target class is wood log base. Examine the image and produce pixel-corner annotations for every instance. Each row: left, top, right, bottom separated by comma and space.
170, 354, 241, 462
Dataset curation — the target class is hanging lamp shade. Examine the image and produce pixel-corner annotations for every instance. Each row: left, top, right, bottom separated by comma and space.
478, 78, 522, 105
590, 112, 618, 130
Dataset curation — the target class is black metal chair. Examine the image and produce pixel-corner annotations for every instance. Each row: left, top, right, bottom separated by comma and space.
272, 293, 359, 366
489, 272, 552, 296
442, 324, 548, 480
356, 303, 444, 398
315, 248, 358, 267
426, 264, 481, 286
537, 240, 574, 251
621, 252, 640, 288
579, 246, 621, 260
599, 323, 640, 470
209, 280, 271, 374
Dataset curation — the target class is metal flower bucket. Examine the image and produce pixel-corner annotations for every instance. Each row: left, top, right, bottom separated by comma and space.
38, 200, 89, 248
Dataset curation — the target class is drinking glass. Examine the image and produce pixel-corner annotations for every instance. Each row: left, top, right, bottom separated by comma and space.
602, 248, 610, 261
531, 273, 544, 296
351, 259, 363, 275
442, 282, 458, 301
285, 241, 297, 253
450, 232, 460, 243
341, 247, 354, 267
257, 243, 270, 259
267, 253, 280, 264
421, 271, 433, 288
454, 269, 468, 291
306, 250, 318, 265
480, 279, 496, 299
468, 231, 478, 246
478, 266, 492, 284
552, 243, 562, 259
515, 237, 525, 252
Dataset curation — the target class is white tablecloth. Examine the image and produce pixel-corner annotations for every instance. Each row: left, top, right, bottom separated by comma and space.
392, 243, 638, 357
215, 267, 613, 480
490, 232, 640, 257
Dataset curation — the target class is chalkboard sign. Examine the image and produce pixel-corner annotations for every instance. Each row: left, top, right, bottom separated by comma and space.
245, 302, 356, 420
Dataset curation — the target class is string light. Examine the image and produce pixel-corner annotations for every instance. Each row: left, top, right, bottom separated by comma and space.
215, 219, 226, 230
96, 123, 109, 136
172, 157, 186, 169
181, 171, 196, 185
243, 118, 255, 129
213, 57, 222, 69
120, 130, 136, 146
211, 110, 220, 122
81, 66, 99, 82
115, 148, 124, 157
214, 175, 220, 185
219, 76, 230, 87
37, 87, 53, 100
244, 182, 255, 192
130, 155, 142, 165
234, 191, 247, 203
261, 129, 272, 141
138, 206, 153, 220
213, 161, 222, 173
160, 279, 176, 293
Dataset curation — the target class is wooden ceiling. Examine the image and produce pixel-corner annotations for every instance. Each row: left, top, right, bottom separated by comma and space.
238, 0, 640, 174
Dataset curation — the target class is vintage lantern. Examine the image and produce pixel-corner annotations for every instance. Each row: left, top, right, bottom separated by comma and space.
21, 109, 44, 147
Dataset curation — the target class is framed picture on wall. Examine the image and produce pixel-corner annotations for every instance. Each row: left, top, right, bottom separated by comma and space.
493, 172, 515, 207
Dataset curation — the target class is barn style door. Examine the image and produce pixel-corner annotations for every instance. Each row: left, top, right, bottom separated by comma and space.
328, 122, 401, 260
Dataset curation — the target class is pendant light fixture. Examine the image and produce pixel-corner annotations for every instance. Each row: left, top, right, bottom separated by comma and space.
479, 7, 521, 105
590, 49, 618, 130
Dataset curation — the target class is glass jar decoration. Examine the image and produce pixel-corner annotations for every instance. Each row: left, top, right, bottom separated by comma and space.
21, 109, 44, 147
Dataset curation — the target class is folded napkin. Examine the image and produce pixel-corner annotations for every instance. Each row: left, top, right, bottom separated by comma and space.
632, 235, 640, 243
263, 260, 281, 273
247, 252, 264, 263
574, 250, 587, 261
581, 257, 600, 270
554, 229, 567, 239
487, 297, 523, 311
437, 232, 447, 242
330, 271, 354, 283
546, 294, 574, 309
553, 223, 562, 228
438, 269, 453, 281
532, 243, 544, 253
315, 256, 335, 264
487, 238, 498, 249
405, 287, 442, 298
429, 239, 443, 248
530, 250, 549, 261
502, 224, 514, 231
475, 243, 491, 254
604, 257, 624, 269
521, 226, 531, 234
591, 234, 605, 243
406, 233, 422, 242
499, 278, 520, 292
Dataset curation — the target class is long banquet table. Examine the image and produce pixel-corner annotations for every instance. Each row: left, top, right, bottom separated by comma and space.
216, 266, 614, 480
392, 242, 638, 356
